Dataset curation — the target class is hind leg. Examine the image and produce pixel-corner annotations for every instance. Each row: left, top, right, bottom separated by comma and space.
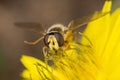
73, 32, 92, 47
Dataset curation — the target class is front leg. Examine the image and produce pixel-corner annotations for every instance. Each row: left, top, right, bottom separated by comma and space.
24, 37, 44, 45
43, 46, 48, 57
43, 46, 51, 64
42, 46, 49, 64
42, 46, 55, 63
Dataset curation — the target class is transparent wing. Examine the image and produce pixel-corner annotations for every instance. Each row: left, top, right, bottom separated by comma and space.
14, 22, 45, 34
68, 11, 109, 30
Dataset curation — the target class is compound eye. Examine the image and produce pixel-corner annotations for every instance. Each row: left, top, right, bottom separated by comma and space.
44, 34, 50, 47
44, 32, 64, 47
54, 32, 64, 47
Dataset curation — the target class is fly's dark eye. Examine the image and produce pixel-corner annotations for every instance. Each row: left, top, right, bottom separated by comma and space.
54, 32, 64, 47
44, 34, 50, 47
44, 32, 64, 47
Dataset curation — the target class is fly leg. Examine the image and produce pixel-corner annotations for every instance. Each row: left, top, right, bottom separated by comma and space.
74, 32, 79, 43
79, 32, 92, 47
24, 37, 44, 45
42, 46, 49, 64
74, 32, 92, 47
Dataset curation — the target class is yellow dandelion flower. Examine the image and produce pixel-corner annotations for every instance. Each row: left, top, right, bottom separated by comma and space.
20, 0, 120, 80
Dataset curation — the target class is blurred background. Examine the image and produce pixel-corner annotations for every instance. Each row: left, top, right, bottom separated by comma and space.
0, 0, 119, 80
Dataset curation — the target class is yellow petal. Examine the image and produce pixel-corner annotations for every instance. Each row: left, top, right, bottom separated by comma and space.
21, 70, 31, 79
82, 0, 120, 80
82, 0, 111, 59
21, 55, 53, 80
102, 0, 112, 13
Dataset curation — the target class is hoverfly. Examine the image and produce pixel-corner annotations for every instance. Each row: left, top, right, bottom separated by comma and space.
15, 12, 109, 63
